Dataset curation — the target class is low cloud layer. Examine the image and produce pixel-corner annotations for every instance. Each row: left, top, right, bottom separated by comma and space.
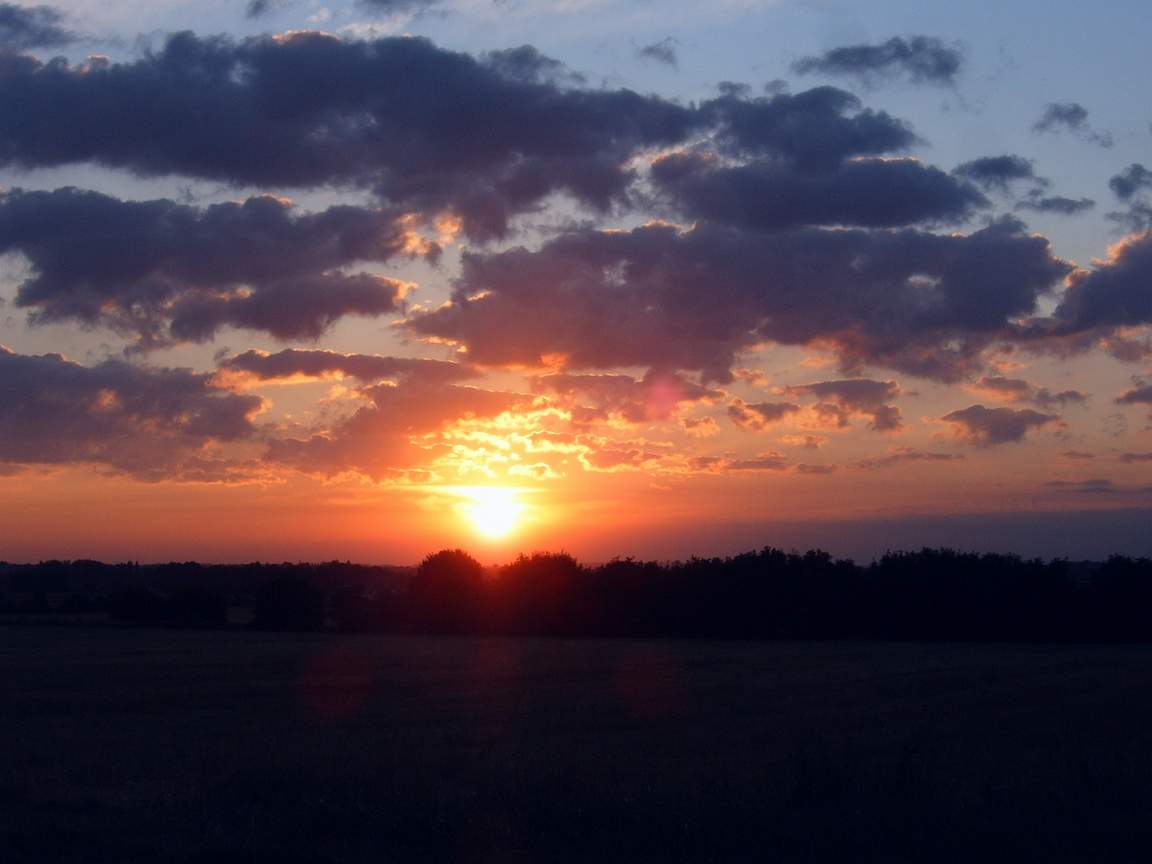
782, 379, 902, 431
942, 404, 1059, 446
408, 219, 1069, 382
653, 152, 986, 230
0, 347, 263, 480
0, 188, 415, 347
219, 349, 479, 386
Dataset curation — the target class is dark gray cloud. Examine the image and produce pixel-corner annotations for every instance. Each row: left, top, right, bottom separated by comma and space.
408, 219, 1069, 382
245, 0, 279, 16
953, 155, 1042, 193
782, 379, 902, 431
1053, 233, 1152, 333
727, 399, 801, 431
1032, 102, 1113, 147
1016, 195, 1095, 216
652, 151, 986, 230
637, 38, 678, 68
1110, 164, 1152, 200
941, 404, 1058, 446
0, 3, 73, 51
0, 187, 415, 347
219, 349, 478, 385
793, 36, 964, 86
167, 272, 405, 344
700, 86, 918, 171
0, 31, 697, 239
0, 346, 263, 480
1107, 164, 1152, 230
481, 44, 584, 86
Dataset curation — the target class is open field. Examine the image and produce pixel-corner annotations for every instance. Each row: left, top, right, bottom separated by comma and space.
4, 627, 1152, 862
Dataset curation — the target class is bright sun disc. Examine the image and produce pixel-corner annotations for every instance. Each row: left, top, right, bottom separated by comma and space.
463, 488, 524, 540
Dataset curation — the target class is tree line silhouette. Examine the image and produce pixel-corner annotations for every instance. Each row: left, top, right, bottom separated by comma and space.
1, 547, 1150, 640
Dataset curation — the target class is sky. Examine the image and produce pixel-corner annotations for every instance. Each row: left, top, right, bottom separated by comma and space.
0, 0, 1151, 563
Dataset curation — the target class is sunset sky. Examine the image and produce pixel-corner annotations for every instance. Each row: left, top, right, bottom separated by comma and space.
1, 0, 1151, 562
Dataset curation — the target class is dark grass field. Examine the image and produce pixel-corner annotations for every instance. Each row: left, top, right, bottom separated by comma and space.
4, 627, 1152, 862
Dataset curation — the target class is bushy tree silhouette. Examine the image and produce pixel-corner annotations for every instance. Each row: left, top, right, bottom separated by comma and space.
408, 549, 486, 633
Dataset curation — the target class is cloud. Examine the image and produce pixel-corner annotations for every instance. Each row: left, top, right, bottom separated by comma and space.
0, 4, 73, 51
782, 378, 902, 431
248, 0, 444, 17
636, 37, 677, 68
407, 219, 1068, 383
701, 85, 917, 171
1043, 478, 1116, 494
218, 349, 479, 386
792, 35, 964, 86
1032, 102, 1113, 148
795, 463, 836, 475
970, 375, 1088, 409
267, 379, 528, 480
1116, 383, 1152, 406
1107, 164, 1152, 231
1016, 195, 1095, 216
0, 31, 697, 239
0, 346, 264, 480
727, 453, 790, 472
941, 404, 1058, 446
949, 157, 1092, 216
651, 152, 987, 231
953, 155, 1043, 194
780, 434, 825, 450
1110, 164, 1152, 200
856, 446, 965, 469
530, 369, 719, 424
1059, 450, 1095, 460
1053, 233, 1152, 333
727, 399, 801, 431
0, 188, 415, 347
1119, 452, 1152, 463
245, 0, 281, 16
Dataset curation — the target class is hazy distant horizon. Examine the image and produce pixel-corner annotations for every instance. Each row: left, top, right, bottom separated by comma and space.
5, 507, 1149, 566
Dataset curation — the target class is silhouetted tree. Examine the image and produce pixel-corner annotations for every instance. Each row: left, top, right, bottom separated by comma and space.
494, 552, 588, 635
408, 549, 485, 633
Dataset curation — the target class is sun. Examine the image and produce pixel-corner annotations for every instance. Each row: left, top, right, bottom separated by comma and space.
461, 487, 525, 540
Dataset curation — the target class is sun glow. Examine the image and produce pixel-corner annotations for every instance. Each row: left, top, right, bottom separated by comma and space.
460, 487, 525, 540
